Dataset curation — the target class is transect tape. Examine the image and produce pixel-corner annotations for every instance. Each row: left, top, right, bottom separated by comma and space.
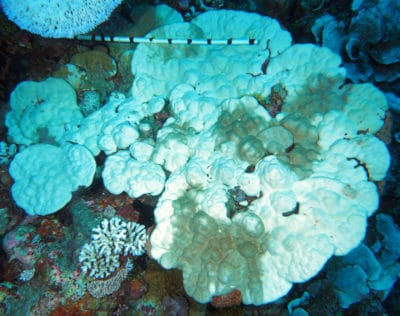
75, 34, 258, 45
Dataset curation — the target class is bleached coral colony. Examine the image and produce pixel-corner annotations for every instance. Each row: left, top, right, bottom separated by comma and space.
3, 6, 392, 306
79, 217, 147, 279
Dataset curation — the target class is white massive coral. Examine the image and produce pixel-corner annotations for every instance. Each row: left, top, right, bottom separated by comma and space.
9, 143, 96, 216
5, 78, 83, 146
140, 10, 391, 305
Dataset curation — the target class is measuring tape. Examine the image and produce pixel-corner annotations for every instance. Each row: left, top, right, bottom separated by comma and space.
75, 34, 258, 45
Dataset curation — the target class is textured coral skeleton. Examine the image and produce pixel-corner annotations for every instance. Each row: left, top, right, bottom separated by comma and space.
79, 217, 147, 279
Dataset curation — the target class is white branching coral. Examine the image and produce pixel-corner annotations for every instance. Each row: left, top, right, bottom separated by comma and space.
91, 217, 127, 256
123, 222, 148, 256
79, 217, 147, 279
79, 243, 121, 278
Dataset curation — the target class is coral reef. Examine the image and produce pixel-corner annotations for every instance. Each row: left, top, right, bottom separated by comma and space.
0, 1, 399, 315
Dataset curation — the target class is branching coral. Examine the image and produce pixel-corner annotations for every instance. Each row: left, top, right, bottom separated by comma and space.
79, 217, 146, 279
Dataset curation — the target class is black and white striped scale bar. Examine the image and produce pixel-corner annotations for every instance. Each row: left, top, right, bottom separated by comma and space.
75, 34, 258, 45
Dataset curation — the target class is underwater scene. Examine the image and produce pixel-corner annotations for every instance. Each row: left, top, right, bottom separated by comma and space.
0, 0, 399, 315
